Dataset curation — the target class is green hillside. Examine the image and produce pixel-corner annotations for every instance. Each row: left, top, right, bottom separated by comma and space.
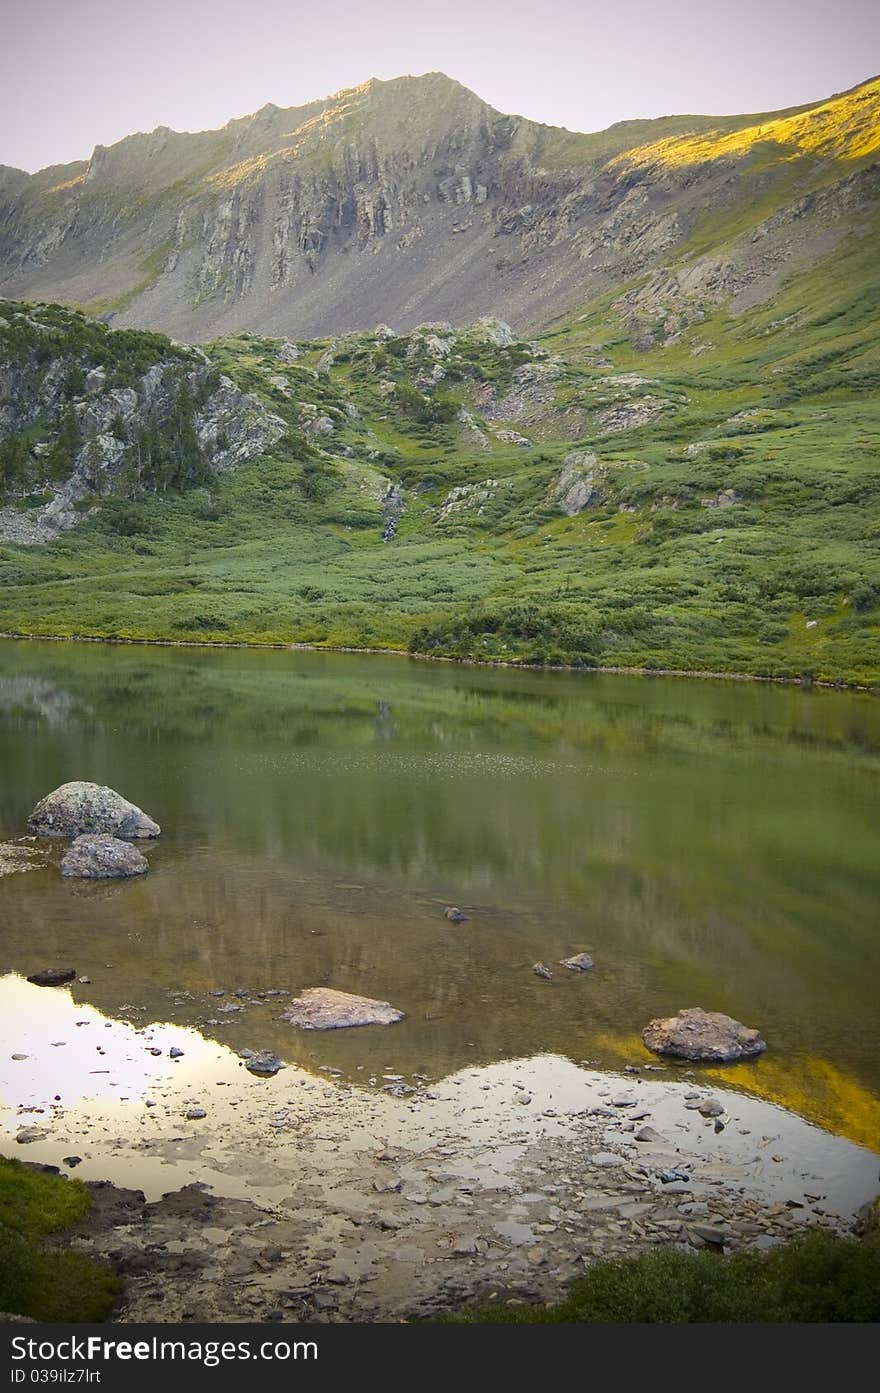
0, 201, 878, 685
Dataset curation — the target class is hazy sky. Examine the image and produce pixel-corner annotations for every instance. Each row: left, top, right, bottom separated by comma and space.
2, 0, 878, 172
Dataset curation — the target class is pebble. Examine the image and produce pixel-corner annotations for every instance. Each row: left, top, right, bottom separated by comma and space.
169, 1048, 184, 1059
186, 1107, 207, 1120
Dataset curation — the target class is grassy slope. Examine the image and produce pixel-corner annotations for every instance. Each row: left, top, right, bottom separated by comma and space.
0, 195, 878, 684
0, 1157, 119, 1320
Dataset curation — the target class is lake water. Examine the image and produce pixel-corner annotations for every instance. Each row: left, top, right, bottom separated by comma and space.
0, 639, 878, 1149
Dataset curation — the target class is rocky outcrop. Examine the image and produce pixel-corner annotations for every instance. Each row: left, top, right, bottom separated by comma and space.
554, 452, 604, 515
642, 1007, 767, 1063
0, 304, 287, 542
28, 782, 160, 839
59, 833, 149, 878
281, 987, 404, 1029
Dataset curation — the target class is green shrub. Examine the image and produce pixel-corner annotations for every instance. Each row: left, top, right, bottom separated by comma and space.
450, 1230, 880, 1323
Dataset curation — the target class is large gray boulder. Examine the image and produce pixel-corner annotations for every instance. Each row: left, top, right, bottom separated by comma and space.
642, 1007, 766, 1063
554, 451, 604, 515
60, 833, 149, 879
28, 782, 160, 839
281, 988, 404, 1030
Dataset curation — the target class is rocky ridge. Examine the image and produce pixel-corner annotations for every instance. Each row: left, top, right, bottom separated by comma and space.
1, 72, 878, 341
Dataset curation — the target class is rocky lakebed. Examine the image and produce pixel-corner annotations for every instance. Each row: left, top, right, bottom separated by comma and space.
2, 973, 878, 1323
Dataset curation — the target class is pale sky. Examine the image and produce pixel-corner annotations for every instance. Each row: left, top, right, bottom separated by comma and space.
2, 0, 878, 173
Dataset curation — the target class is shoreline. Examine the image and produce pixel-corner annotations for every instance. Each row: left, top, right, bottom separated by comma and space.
4, 1004, 877, 1323
1, 630, 876, 694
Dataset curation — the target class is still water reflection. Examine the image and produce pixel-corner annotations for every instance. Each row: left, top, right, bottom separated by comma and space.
0, 640, 878, 1145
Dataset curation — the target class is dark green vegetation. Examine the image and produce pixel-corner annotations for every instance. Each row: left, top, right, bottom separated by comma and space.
448, 1229, 880, 1323
0, 1158, 119, 1321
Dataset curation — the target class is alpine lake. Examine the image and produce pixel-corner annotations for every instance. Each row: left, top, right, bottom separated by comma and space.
1, 639, 878, 1308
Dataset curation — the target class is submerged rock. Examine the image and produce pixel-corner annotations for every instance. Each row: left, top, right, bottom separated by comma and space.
27, 967, 76, 987
29, 782, 160, 840
532, 962, 553, 980
245, 1051, 284, 1076
560, 953, 593, 972
60, 834, 149, 879
444, 907, 468, 923
281, 987, 404, 1030
642, 1007, 766, 1063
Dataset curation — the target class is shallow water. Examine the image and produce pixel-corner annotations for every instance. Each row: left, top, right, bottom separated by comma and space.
0, 639, 878, 1149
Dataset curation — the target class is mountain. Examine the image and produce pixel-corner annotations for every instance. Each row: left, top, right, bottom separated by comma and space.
0, 73, 878, 685
1, 72, 878, 341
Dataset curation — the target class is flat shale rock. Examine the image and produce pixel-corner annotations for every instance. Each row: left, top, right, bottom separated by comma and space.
60, 833, 149, 879
281, 987, 404, 1030
642, 1007, 766, 1063
28, 782, 160, 840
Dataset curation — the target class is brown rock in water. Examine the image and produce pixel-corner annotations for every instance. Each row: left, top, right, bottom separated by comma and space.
27, 967, 76, 987
560, 953, 593, 971
642, 1007, 766, 1063
281, 987, 404, 1030
60, 833, 149, 879
28, 782, 160, 840
444, 907, 468, 923
532, 962, 553, 980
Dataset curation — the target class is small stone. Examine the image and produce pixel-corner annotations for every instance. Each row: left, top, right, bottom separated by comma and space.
16, 1128, 48, 1144
62, 1156, 82, 1168
698, 1097, 725, 1117
559, 953, 593, 972
444, 907, 468, 923
60, 834, 148, 880
27, 968, 76, 987
532, 963, 553, 980
658, 1168, 691, 1184
245, 1051, 284, 1076
169, 1048, 184, 1059
635, 1127, 662, 1142
186, 1107, 207, 1120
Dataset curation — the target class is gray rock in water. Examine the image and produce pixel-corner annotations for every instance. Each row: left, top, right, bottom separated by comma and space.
29, 782, 160, 840
698, 1097, 725, 1117
444, 907, 468, 923
27, 967, 76, 987
642, 1007, 766, 1063
15, 1128, 48, 1145
532, 962, 553, 980
560, 953, 594, 972
281, 987, 404, 1030
245, 1051, 284, 1076
60, 834, 148, 879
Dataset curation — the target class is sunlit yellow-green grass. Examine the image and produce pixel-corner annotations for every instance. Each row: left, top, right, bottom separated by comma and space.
0, 1158, 119, 1321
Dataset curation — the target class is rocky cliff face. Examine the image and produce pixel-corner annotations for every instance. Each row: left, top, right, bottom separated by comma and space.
0, 302, 285, 542
1, 72, 878, 342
